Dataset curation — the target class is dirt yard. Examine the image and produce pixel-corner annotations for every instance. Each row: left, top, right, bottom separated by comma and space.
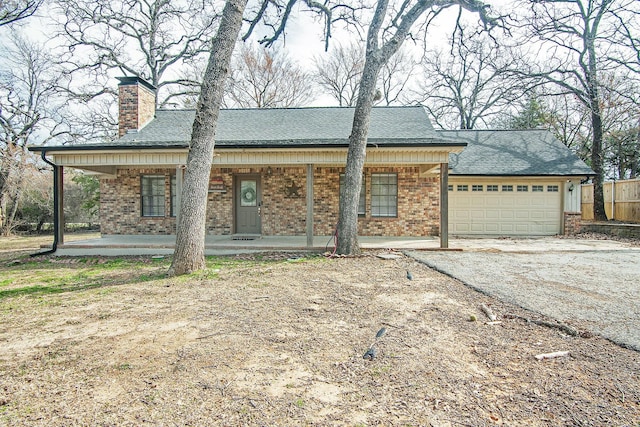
0, 248, 639, 426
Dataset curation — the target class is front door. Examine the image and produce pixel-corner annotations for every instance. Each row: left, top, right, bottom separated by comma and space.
235, 175, 261, 234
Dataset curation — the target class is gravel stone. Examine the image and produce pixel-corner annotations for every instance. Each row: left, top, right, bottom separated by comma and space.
407, 247, 640, 351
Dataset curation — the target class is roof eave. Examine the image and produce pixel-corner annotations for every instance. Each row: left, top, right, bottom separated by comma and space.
450, 172, 596, 177
28, 143, 190, 153
30, 139, 466, 152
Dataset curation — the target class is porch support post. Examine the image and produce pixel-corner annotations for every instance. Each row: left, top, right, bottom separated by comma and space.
56, 166, 65, 245
439, 163, 448, 249
306, 164, 314, 248
175, 165, 184, 230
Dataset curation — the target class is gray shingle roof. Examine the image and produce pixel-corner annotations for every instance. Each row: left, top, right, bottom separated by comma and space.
115, 106, 458, 148
439, 129, 594, 176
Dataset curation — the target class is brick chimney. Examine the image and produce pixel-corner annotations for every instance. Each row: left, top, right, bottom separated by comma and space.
117, 76, 157, 138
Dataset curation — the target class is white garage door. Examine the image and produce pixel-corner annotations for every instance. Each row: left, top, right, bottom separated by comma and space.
449, 180, 562, 236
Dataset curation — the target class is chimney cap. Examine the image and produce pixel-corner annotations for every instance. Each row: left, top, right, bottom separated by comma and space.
116, 76, 156, 92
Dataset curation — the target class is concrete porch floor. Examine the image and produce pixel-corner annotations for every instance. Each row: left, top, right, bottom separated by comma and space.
54, 234, 444, 256
51, 234, 635, 256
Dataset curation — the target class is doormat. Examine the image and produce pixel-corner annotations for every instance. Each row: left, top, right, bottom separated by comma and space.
231, 235, 259, 241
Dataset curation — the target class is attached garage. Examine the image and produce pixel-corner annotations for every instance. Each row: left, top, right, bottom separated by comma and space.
439, 129, 594, 237
449, 179, 562, 236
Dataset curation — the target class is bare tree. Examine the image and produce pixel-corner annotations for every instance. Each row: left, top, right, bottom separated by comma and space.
313, 42, 365, 106
516, 0, 640, 221
415, 31, 521, 129
336, 0, 498, 254
378, 47, 418, 105
168, 0, 248, 276
0, 33, 68, 235
598, 76, 640, 179
0, 0, 43, 26
314, 42, 416, 107
54, 0, 220, 111
169, 0, 346, 274
223, 44, 316, 108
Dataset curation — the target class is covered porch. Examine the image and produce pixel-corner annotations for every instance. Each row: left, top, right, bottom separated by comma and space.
52, 234, 448, 256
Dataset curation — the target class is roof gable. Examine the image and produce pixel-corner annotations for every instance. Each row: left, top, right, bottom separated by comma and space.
439, 129, 594, 176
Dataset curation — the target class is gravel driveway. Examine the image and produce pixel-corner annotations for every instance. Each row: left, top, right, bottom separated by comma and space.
407, 239, 640, 351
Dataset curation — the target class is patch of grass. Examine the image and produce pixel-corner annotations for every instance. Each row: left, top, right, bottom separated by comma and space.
0, 257, 169, 300
370, 365, 392, 377
294, 398, 305, 408
249, 282, 269, 289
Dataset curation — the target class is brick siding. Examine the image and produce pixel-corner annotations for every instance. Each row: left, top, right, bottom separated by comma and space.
563, 212, 582, 235
100, 166, 441, 236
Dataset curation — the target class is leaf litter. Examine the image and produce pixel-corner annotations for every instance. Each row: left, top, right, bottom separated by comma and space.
0, 252, 638, 426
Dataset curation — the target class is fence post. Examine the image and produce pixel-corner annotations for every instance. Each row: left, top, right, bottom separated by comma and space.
611, 179, 615, 220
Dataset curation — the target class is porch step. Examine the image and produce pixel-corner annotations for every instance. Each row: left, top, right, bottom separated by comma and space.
231, 234, 261, 241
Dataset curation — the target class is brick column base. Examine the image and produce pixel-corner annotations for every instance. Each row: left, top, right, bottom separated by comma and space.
564, 212, 583, 235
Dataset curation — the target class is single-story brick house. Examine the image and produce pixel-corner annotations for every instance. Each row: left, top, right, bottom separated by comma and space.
30, 77, 593, 249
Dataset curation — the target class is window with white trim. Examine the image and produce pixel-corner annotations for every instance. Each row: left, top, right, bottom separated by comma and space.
141, 175, 165, 217
532, 185, 544, 192
547, 185, 559, 192
487, 185, 498, 192
371, 173, 397, 217
472, 185, 483, 192
502, 185, 513, 192
457, 184, 468, 191
340, 174, 365, 216
517, 185, 528, 192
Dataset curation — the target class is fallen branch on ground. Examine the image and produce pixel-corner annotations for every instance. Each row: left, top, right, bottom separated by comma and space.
535, 350, 570, 360
505, 314, 580, 336
480, 303, 497, 321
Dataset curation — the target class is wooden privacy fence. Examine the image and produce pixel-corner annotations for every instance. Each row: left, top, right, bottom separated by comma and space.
582, 178, 640, 222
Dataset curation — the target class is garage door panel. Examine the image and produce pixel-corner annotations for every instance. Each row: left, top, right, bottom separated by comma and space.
501, 211, 514, 219
485, 223, 499, 232
500, 223, 515, 232
470, 210, 485, 219
485, 210, 500, 219
530, 210, 546, 219
450, 180, 562, 236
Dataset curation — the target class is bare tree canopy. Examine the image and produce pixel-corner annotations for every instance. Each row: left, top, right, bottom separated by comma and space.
54, 0, 220, 106
224, 44, 316, 108
0, 34, 68, 234
313, 42, 416, 107
416, 31, 521, 129
0, 0, 43, 26
515, 0, 640, 221
378, 47, 418, 106
313, 42, 365, 107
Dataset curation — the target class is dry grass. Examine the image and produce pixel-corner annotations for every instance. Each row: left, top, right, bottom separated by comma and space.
0, 232, 100, 262
0, 237, 638, 426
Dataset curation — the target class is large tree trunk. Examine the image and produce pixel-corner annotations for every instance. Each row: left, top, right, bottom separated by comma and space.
336, 0, 419, 254
335, 0, 391, 255
585, 25, 608, 222
168, 0, 248, 276
590, 108, 607, 221
336, 57, 383, 254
